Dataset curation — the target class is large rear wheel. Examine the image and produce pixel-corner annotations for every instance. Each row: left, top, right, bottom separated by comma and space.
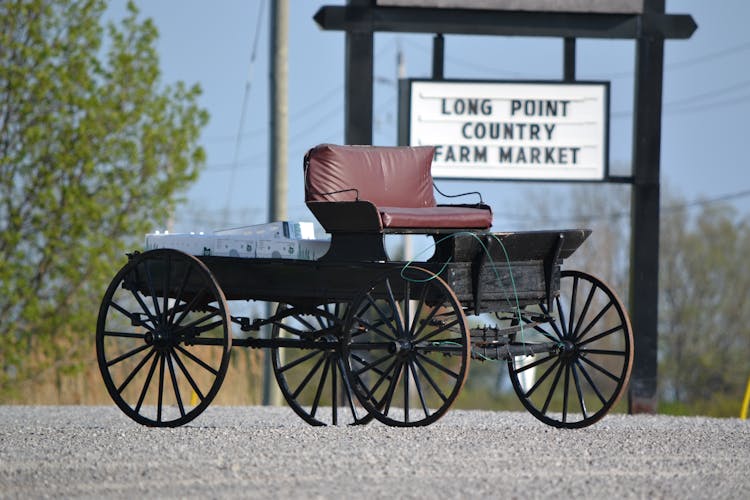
344, 267, 470, 427
96, 249, 231, 427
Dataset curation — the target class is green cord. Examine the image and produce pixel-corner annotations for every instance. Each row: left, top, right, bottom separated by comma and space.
398, 231, 529, 354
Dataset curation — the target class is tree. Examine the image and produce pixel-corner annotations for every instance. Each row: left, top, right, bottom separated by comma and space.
0, 0, 208, 399
659, 199, 750, 416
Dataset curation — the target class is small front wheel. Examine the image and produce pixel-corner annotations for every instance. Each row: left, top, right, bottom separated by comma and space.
507, 270, 633, 428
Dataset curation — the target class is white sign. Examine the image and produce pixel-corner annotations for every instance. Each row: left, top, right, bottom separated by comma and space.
406, 80, 609, 181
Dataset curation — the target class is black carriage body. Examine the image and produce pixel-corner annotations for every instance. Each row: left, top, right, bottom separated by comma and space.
143, 228, 590, 314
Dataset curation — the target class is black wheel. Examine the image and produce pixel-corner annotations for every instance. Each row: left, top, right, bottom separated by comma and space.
343, 266, 470, 427
507, 270, 633, 428
96, 249, 231, 427
271, 302, 373, 426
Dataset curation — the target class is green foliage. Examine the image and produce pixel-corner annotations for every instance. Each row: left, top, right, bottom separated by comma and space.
0, 0, 208, 398
659, 200, 750, 416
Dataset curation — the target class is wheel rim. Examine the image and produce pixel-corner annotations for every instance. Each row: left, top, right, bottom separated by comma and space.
271, 302, 372, 426
507, 270, 633, 428
96, 249, 231, 427
344, 267, 470, 427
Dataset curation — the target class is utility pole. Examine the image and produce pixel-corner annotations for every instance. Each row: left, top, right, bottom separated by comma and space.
264, 0, 288, 406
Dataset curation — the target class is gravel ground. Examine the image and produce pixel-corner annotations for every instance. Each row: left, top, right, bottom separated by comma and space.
0, 406, 748, 499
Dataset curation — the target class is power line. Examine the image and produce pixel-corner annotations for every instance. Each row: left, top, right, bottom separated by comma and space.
223, 0, 266, 221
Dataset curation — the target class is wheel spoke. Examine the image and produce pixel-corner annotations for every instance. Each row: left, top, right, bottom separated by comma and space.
135, 352, 160, 414
277, 349, 321, 374
173, 288, 207, 327
539, 302, 564, 340
413, 318, 460, 344
562, 362, 571, 423
540, 360, 565, 415
574, 359, 607, 406
580, 348, 626, 357
574, 300, 614, 342
175, 345, 219, 376
109, 301, 155, 333
171, 348, 205, 402
331, 358, 338, 425
408, 282, 429, 338
524, 357, 561, 398
571, 362, 589, 418
352, 352, 393, 377
157, 353, 166, 423
353, 315, 398, 342
403, 358, 410, 423
116, 348, 156, 395
129, 288, 159, 328
409, 359, 430, 417
577, 324, 625, 347
291, 353, 327, 399
309, 357, 330, 419
415, 351, 460, 379
381, 360, 404, 417
568, 275, 579, 336
383, 278, 405, 337
556, 296, 568, 338
572, 284, 596, 340
365, 293, 400, 340
166, 351, 185, 418
143, 259, 162, 321
106, 343, 151, 368
579, 355, 621, 382
169, 263, 193, 325
104, 330, 146, 339
412, 356, 449, 404
513, 354, 556, 374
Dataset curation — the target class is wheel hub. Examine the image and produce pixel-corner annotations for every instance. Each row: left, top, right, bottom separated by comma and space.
146, 328, 176, 351
559, 339, 578, 359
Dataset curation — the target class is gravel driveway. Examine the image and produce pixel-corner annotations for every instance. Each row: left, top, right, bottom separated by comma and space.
1, 406, 748, 499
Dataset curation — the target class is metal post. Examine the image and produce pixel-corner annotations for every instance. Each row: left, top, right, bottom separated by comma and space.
265, 0, 288, 406
432, 33, 444, 80
628, 0, 665, 414
345, 0, 373, 145
563, 37, 575, 81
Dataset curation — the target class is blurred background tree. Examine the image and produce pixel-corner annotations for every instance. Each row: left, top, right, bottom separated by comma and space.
0, 0, 208, 399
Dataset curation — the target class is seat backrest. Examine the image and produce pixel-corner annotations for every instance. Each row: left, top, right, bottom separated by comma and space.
304, 144, 437, 208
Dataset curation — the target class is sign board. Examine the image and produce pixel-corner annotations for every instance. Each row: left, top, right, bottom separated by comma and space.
375, 0, 645, 13
400, 79, 609, 181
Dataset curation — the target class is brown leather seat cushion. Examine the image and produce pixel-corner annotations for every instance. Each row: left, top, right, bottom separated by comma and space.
379, 206, 493, 229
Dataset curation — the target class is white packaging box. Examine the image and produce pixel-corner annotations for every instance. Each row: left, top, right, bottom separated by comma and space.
215, 221, 316, 240
255, 239, 330, 260
145, 233, 217, 256
145, 232, 330, 261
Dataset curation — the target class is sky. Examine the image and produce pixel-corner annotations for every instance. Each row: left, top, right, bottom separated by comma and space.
105, 1, 750, 235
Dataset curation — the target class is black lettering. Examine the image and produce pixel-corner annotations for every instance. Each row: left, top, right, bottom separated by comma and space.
475, 146, 487, 162
460, 146, 470, 162
434, 145, 443, 161
516, 147, 527, 163
530, 124, 540, 140
461, 122, 472, 139
489, 123, 500, 139
530, 147, 541, 163
441, 99, 450, 115
504, 123, 514, 139
571, 147, 580, 164
516, 123, 526, 140
558, 148, 568, 164
510, 100, 522, 116
499, 147, 513, 163
544, 123, 555, 140
480, 99, 492, 115
445, 146, 456, 162
474, 122, 486, 139
545, 147, 555, 163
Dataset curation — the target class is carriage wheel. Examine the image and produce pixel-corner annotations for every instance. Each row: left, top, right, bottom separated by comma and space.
343, 267, 470, 427
271, 302, 373, 426
507, 270, 633, 428
96, 249, 231, 427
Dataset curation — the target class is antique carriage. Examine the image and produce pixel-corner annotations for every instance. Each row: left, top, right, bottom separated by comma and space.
96, 144, 633, 428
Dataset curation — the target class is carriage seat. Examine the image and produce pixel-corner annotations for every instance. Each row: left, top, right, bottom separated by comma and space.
304, 144, 493, 234
303, 144, 493, 262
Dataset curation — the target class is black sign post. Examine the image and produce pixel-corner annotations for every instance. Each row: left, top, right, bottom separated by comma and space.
315, 0, 696, 414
